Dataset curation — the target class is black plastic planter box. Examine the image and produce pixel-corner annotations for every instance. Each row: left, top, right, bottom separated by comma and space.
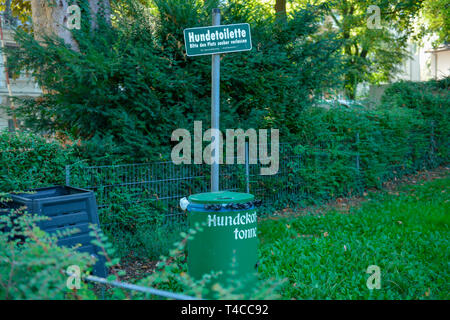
7, 186, 107, 277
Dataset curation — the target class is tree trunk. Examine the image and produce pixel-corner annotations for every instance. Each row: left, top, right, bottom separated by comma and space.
31, 0, 78, 50
344, 72, 357, 100
89, 0, 111, 29
30, 0, 111, 51
275, 0, 287, 21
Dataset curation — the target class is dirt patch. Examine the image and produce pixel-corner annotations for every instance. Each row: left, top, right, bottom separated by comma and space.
111, 256, 159, 282
382, 166, 449, 191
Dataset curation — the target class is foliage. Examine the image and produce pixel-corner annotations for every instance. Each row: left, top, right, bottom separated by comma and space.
133, 225, 283, 300
5, 0, 342, 163
297, 0, 424, 99
259, 107, 431, 202
98, 190, 166, 232
418, 0, 450, 46
107, 221, 187, 260
258, 176, 450, 299
380, 77, 450, 162
0, 211, 97, 299
0, 130, 76, 193
0, 0, 31, 27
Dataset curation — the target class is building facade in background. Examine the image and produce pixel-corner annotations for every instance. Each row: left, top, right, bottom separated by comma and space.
359, 37, 449, 103
0, 12, 41, 131
364, 39, 449, 103
397, 38, 450, 82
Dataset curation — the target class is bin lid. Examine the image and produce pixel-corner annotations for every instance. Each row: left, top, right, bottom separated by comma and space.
188, 191, 254, 204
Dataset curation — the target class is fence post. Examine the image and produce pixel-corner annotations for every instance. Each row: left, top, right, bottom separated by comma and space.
355, 132, 362, 193
65, 165, 71, 186
245, 141, 250, 193
355, 132, 360, 172
430, 120, 435, 166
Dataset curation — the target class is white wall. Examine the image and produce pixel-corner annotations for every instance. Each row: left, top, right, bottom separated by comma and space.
395, 43, 421, 81
398, 37, 450, 82
429, 49, 450, 80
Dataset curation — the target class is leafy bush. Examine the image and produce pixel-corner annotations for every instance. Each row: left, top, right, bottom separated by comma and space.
0, 211, 96, 300
108, 221, 187, 260
99, 189, 166, 232
285, 99, 447, 201
6, 0, 342, 163
0, 208, 281, 300
380, 77, 450, 163
0, 130, 75, 193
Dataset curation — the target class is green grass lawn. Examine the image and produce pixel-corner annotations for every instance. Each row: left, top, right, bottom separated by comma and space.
257, 177, 450, 299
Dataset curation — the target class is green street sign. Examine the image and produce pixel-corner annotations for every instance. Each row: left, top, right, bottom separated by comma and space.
183, 23, 252, 57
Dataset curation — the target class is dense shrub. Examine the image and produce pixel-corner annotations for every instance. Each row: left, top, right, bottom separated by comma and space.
6, 0, 342, 163
0, 212, 96, 299
0, 130, 75, 193
109, 222, 187, 260
266, 78, 450, 201
380, 77, 450, 162
1, 1, 447, 284
281, 103, 445, 201
99, 189, 166, 232
0, 209, 281, 300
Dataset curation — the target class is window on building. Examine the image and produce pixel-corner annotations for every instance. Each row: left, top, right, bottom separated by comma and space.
4, 42, 19, 80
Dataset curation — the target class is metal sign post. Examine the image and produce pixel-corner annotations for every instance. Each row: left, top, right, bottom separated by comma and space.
183, 9, 252, 192
211, 8, 221, 192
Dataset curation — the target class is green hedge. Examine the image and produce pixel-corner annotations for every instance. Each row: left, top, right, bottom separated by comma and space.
291, 106, 433, 196
0, 130, 74, 193
270, 78, 450, 202
6, 0, 342, 164
380, 78, 450, 161
0, 213, 96, 299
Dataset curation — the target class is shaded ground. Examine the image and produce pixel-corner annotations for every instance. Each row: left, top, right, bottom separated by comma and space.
112, 259, 158, 282
112, 165, 449, 282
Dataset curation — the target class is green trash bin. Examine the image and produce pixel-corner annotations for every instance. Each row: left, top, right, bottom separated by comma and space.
186, 191, 258, 295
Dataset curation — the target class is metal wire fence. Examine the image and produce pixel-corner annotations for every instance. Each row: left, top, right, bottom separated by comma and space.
66, 127, 442, 226
66, 143, 303, 223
